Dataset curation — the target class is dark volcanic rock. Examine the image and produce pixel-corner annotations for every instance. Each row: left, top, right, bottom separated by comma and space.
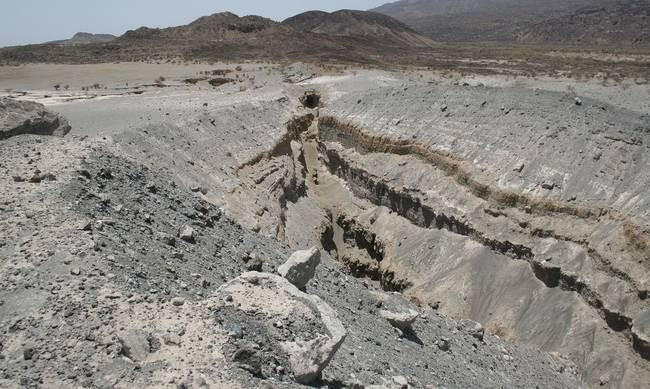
0, 98, 71, 140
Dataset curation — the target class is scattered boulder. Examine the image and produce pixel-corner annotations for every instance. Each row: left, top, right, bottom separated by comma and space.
541, 181, 556, 190
178, 225, 196, 243
369, 291, 419, 331
513, 163, 525, 173
300, 91, 320, 109
0, 98, 71, 140
437, 337, 451, 351
23, 347, 35, 361
380, 309, 419, 331
77, 220, 92, 231
27, 170, 56, 183
245, 254, 264, 272
158, 232, 176, 247
146, 182, 157, 193
365, 376, 410, 389
458, 319, 485, 341
191, 185, 209, 195
118, 330, 151, 361
214, 272, 346, 384
231, 343, 264, 377
277, 247, 321, 289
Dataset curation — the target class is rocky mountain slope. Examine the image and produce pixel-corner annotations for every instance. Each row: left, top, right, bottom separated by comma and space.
283, 10, 433, 47
0, 97, 581, 388
0, 12, 429, 65
371, 0, 648, 45
517, 0, 650, 46
372, 0, 607, 20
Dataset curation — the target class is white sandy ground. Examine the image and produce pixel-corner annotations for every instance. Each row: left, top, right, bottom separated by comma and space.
0, 62, 647, 138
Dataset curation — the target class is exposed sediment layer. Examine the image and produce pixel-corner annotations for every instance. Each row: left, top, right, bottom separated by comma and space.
277, 113, 648, 388
319, 116, 650, 226
319, 115, 648, 290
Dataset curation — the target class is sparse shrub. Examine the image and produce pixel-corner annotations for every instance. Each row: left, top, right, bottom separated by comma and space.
183, 77, 205, 85
53, 84, 61, 91
208, 78, 234, 87
486, 322, 511, 340
494, 191, 520, 207
623, 222, 650, 257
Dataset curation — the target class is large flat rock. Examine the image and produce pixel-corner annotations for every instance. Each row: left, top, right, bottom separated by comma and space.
0, 98, 71, 140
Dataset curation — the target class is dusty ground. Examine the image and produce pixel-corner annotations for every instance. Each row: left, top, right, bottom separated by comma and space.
1, 61, 649, 388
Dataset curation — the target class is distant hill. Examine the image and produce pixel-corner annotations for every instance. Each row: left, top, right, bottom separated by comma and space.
119, 12, 279, 42
516, 1, 650, 46
49, 32, 117, 46
282, 10, 433, 47
0, 12, 430, 65
370, 0, 648, 45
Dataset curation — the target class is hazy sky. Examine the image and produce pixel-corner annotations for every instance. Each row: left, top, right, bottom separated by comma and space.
0, 0, 391, 47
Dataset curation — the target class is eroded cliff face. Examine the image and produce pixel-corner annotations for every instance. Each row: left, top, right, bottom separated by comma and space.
314, 115, 649, 388
104, 81, 650, 388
